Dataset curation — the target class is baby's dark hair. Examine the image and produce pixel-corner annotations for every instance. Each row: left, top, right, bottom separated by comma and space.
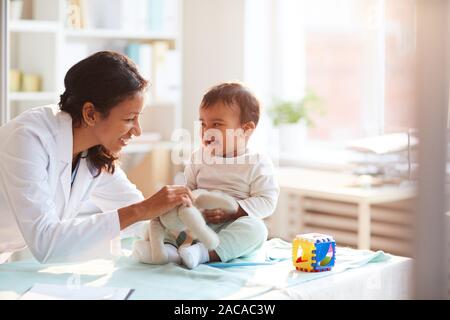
200, 82, 260, 126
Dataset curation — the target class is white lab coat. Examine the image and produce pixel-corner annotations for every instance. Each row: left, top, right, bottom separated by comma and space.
0, 105, 144, 263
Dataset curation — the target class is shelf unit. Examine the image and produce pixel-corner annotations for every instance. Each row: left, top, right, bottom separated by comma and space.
3, 0, 182, 138
9, 19, 60, 32
64, 28, 177, 41
9, 91, 58, 101
266, 167, 417, 257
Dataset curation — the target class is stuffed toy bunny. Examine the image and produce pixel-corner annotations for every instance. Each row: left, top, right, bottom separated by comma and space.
133, 189, 238, 264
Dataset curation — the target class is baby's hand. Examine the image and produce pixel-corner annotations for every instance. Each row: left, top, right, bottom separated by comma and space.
202, 209, 236, 224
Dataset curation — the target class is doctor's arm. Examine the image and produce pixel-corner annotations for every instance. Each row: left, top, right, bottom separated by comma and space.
88, 166, 193, 232
0, 129, 191, 263
117, 186, 191, 228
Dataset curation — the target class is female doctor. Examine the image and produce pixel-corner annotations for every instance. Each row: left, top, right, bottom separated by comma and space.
0, 51, 192, 264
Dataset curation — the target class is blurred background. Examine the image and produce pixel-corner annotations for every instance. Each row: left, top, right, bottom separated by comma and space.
0, 0, 448, 298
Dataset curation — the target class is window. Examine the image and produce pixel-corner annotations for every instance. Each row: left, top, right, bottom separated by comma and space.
244, 0, 417, 166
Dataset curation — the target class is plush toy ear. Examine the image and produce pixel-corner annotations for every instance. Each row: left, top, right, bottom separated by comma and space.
195, 190, 238, 213
192, 189, 209, 199
134, 221, 150, 240
159, 208, 186, 233
178, 206, 220, 249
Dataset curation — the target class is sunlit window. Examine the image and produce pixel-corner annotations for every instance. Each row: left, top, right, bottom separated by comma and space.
245, 0, 417, 166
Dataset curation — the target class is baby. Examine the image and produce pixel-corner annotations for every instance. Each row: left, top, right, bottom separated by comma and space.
133, 82, 279, 268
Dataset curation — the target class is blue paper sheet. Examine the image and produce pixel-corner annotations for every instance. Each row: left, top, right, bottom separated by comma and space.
0, 238, 391, 300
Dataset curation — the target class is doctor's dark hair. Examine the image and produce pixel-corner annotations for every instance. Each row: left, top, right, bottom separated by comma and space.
59, 51, 148, 177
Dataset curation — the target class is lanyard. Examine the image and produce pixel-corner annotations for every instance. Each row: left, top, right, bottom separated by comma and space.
71, 155, 81, 186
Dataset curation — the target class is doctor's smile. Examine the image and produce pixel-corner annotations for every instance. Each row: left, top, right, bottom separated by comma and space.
71, 92, 144, 159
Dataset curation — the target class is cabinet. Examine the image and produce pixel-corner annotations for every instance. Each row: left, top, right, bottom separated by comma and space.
4, 0, 182, 138
266, 167, 417, 257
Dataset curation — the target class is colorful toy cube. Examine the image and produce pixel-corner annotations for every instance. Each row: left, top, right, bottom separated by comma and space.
292, 233, 336, 272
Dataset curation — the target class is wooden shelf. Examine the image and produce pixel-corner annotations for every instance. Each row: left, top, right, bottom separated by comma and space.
64, 28, 176, 42
4, 0, 182, 132
9, 20, 59, 33
9, 92, 57, 102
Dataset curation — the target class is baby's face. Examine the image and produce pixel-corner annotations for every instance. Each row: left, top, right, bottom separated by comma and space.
199, 102, 247, 157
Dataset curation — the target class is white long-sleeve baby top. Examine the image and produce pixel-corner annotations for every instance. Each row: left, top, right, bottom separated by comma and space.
184, 148, 280, 219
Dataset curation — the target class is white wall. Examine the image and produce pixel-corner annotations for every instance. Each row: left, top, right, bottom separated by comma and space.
181, 0, 245, 136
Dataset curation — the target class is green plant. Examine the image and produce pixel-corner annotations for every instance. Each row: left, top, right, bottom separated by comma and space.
268, 90, 325, 127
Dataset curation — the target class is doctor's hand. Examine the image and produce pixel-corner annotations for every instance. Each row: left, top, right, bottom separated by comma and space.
118, 185, 193, 230
144, 185, 193, 216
